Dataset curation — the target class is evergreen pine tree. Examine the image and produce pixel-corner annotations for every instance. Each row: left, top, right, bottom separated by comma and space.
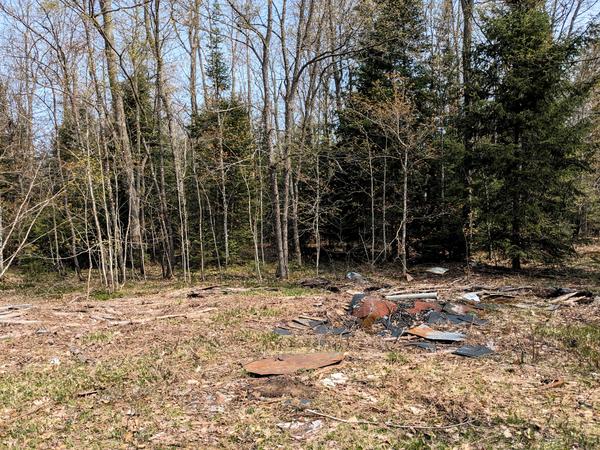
470, 0, 595, 268
205, 1, 230, 100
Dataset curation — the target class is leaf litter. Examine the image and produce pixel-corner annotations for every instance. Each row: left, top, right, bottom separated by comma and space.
1, 260, 599, 447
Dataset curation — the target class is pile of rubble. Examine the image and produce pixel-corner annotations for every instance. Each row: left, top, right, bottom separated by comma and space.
243, 270, 599, 375
271, 271, 496, 358
348, 290, 492, 357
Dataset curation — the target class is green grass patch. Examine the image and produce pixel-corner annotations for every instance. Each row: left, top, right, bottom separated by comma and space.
0, 274, 83, 299
182, 334, 222, 363
386, 351, 408, 364
489, 413, 600, 449
253, 285, 322, 297
306, 424, 432, 449
536, 323, 600, 371
0, 355, 170, 410
81, 331, 114, 345
212, 305, 283, 326
235, 330, 286, 351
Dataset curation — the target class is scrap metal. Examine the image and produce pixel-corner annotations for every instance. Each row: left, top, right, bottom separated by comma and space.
407, 324, 465, 342
244, 352, 345, 376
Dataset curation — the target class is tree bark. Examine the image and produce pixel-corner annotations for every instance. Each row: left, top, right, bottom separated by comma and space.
99, 0, 143, 274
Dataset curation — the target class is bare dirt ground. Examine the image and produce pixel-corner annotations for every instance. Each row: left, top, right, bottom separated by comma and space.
1, 247, 600, 449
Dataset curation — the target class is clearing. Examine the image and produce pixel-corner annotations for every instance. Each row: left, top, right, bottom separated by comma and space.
1, 247, 600, 448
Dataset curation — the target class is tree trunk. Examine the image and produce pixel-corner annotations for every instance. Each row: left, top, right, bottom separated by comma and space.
401, 147, 408, 277
217, 110, 229, 266
461, 0, 474, 269
292, 168, 302, 266
262, 0, 287, 279
99, 0, 143, 273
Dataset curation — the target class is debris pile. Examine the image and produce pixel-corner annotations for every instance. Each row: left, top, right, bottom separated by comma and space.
348, 289, 494, 356
261, 276, 502, 356
546, 289, 595, 307
265, 286, 496, 358
242, 276, 598, 378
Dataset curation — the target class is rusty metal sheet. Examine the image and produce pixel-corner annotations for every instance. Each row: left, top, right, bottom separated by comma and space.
352, 297, 397, 320
406, 324, 465, 342
244, 352, 345, 376
407, 301, 442, 315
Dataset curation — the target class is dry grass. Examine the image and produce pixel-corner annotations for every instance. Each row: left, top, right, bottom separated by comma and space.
0, 249, 599, 448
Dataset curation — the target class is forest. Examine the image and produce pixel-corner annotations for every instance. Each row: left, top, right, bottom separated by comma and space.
1, 1, 600, 447
0, 0, 598, 286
